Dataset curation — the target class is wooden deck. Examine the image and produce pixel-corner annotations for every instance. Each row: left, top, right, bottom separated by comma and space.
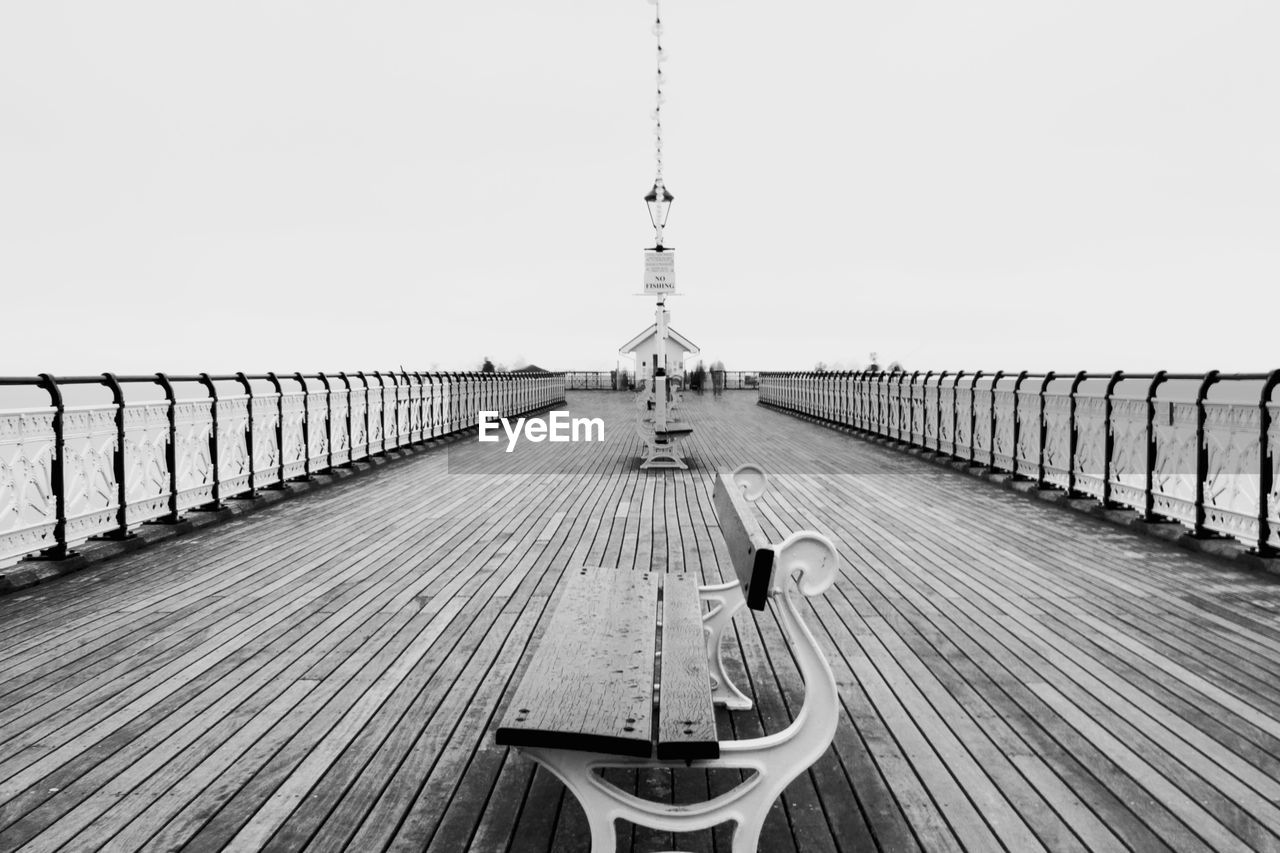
3, 391, 1280, 852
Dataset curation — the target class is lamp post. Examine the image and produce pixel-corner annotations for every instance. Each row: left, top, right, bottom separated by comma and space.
645, 181, 674, 249
644, 183, 673, 428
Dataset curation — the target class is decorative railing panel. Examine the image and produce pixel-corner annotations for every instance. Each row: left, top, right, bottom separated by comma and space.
251, 395, 282, 487
924, 384, 940, 447
280, 393, 307, 480
0, 371, 565, 567
381, 383, 398, 448
1152, 401, 1197, 525
306, 391, 329, 472
973, 389, 993, 462
1108, 398, 1148, 513
758, 369, 1280, 553
955, 386, 974, 460
63, 405, 119, 544
1073, 396, 1106, 500
216, 396, 252, 498
124, 402, 172, 524
407, 381, 423, 443
937, 385, 954, 454
368, 387, 385, 452
0, 409, 58, 561
1201, 403, 1259, 542
330, 391, 351, 466
992, 390, 1016, 471
1042, 394, 1072, 489
910, 382, 925, 444
1014, 391, 1040, 479
350, 389, 369, 460
174, 400, 215, 512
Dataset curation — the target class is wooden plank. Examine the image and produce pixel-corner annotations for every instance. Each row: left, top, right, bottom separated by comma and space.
495, 567, 660, 758
712, 469, 774, 610
657, 573, 718, 760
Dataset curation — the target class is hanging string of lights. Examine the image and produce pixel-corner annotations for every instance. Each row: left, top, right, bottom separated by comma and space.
644, 0, 674, 248
652, 0, 666, 188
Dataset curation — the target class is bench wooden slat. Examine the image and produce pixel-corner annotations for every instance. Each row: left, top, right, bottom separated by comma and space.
713, 471, 775, 610
656, 573, 719, 760
495, 567, 659, 758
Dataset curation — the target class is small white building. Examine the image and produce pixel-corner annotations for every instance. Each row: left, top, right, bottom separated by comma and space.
619, 324, 700, 383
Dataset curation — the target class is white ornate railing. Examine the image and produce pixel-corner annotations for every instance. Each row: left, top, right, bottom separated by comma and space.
0, 370, 565, 566
759, 370, 1280, 554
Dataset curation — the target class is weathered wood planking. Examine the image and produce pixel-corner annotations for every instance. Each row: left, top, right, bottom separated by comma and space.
495, 567, 661, 758
656, 572, 718, 760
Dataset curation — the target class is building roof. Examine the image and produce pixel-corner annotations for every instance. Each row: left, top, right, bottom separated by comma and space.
618, 324, 700, 357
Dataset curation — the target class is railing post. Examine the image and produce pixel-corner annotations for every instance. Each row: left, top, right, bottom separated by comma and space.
236, 372, 257, 496
390, 371, 403, 448
1036, 371, 1055, 486
1101, 370, 1124, 507
199, 373, 223, 507
847, 371, 858, 427
338, 371, 355, 464
102, 373, 131, 537
950, 371, 963, 457
1193, 370, 1221, 537
989, 370, 1005, 468
267, 371, 286, 486
37, 374, 70, 558
371, 371, 387, 453
1009, 371, 1026, 475
357, 371, 371, 455
909, 371, 921, 444
1064, 371, 1086, 495
318, 372, 334, 470
1142, 371, 1168, 521
155, 373, 180, 520
1259, 370, 1280, 555
872, 371, 882, 434
294, 372, 311, 479
968, 371, 983, 464
414, 371, 426, 442
425, 373, 438, 435
921, 371, 933, 449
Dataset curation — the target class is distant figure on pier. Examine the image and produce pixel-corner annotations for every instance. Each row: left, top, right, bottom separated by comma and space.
711, 360, 725, 396
691, 361, 706, 395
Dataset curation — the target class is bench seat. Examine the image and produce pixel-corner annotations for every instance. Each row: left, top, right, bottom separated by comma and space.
495, 568, 718, 761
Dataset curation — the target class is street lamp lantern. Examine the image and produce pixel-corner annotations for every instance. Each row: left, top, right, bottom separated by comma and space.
644, 181, 674, 247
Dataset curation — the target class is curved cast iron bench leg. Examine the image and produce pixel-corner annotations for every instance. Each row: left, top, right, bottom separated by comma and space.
699, 580, 751, 709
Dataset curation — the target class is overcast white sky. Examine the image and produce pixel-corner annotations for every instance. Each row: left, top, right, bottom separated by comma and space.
2, 1, 1276, 376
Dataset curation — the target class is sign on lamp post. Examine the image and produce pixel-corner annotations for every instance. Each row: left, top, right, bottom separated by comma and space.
643, 248, 676, 294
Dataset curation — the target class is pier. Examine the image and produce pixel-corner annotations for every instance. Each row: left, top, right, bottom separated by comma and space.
3, 390, 1280, 851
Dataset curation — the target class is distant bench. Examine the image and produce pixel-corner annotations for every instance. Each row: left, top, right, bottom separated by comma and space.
635, 379, 694, 470
495, 464, 840, 852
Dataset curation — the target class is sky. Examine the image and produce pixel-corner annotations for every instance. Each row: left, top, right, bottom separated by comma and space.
1, 0, 1277, 376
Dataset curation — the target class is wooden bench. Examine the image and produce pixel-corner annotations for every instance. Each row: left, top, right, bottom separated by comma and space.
495, 464, 840, 852
634, 379, 694, 470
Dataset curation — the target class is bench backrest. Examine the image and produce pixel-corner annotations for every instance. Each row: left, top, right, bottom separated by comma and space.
712, 467, 775, 610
